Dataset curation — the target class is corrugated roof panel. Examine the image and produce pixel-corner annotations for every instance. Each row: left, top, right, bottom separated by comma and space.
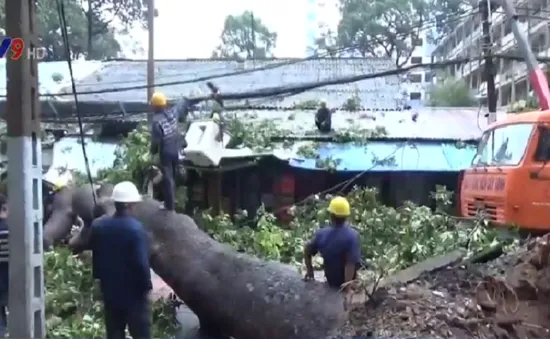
225, 108, 504, 140
287, 141, 477, 172
62, 59, 403, 109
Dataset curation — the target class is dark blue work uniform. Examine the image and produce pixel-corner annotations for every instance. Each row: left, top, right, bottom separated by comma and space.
90, 212, 152, 339
151, 102, 186, 211
310, 224, 361, 289
0, 219, 8, 336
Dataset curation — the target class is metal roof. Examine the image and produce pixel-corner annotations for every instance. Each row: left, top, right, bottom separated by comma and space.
224, 108, 504, 140
285, 141, 477, 172
60, 58, 404, 110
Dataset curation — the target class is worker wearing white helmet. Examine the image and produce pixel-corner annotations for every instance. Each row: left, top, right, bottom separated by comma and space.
74, 181, 152, 338
315, 98, 332, 133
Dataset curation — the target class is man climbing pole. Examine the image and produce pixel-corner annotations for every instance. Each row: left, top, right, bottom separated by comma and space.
315, 99, 332, 133
206, 81, 225, 143
303, 196, 361, 291
150, 91, 184, 211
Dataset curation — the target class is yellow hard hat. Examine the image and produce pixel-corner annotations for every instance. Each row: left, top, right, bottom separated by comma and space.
212, 113, 220, 122
327, 196, 350, 217
52, 180, 65, 191
150, 92, 167, 107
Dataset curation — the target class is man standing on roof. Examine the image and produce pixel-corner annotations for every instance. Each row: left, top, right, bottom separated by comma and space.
71, 181, 152, 339
315, 99, 332, 133
303, 196, 361, 291
150, 92, 183, 211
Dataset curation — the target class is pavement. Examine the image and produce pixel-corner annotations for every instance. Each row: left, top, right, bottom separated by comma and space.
151, 270, 200, 337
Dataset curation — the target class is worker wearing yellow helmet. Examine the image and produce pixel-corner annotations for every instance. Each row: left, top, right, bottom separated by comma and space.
149, 92, 184, 211
303, 196, 361, 291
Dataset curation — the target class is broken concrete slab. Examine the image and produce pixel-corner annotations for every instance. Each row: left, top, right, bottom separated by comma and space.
380, 249, 466, 288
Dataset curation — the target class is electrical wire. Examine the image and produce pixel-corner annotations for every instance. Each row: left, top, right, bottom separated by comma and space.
55, 0, 97, 207
18, 51, 550, 122
52, 9, 479, 88
3, 53, 520, 102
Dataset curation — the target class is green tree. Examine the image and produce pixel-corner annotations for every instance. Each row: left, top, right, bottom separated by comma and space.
427, 0, 473, 44
309, 29, 341, 57
336, 0, 429, 67
81, 0, 146, 59
427, 78, 476, 107
212, 11, 277, 59
0, 0, 121, 60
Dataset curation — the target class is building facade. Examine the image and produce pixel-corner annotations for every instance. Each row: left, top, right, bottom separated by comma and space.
401, 29, 437, 106
431, 0, 550, 106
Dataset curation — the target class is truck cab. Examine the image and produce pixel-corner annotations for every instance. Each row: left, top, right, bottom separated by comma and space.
460, 110, 550, 230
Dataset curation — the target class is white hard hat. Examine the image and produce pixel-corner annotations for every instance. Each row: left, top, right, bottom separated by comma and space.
320, 99, 327, 105
111, 181, 142, 203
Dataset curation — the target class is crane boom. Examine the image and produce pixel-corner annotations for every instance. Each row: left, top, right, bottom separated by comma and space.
500, 0, 550, 109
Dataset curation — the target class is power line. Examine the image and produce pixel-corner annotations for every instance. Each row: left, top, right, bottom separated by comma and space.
21, 10, 481, 91
12, 52, 545, 122
55, 0, 97, 207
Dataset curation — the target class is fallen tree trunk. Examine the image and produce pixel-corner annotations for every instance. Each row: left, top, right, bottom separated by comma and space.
43, 184, 113, 249
71, 196, 347, 339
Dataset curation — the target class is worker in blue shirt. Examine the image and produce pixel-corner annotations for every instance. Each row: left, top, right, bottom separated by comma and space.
73, 181, 152, 339
0, 194, 8, 336
150, 92, 184, 211
303, 196, 361, 291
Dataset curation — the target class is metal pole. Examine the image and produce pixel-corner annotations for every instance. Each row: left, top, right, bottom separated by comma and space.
251, 11, 255, 62
5, 0, 45, 337
501, 0, 550, 110
147, 0, 155, 127
480, 0, 497, 123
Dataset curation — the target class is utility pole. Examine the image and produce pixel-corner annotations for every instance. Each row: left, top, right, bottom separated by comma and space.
147, 0, 155, 127
6, 0, 45, 337
251, 11, 256, 63
501, 0, 550, 109
480, 0, 497, 123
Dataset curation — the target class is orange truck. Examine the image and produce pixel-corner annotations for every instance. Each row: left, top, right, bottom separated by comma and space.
460, 111, 550, 230
460, 0, 550, 231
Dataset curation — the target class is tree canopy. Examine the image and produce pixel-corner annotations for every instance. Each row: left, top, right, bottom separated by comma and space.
0, 0, 145, 60
312, 0, 470, 66
212, 11, 277, 59
427, 78, 477, 107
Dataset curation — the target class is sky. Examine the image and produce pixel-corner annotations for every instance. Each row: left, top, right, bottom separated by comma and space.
116, 0, 341, 59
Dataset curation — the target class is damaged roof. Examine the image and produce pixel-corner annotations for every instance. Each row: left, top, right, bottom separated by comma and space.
60, 58, 404, 110
226, 107, 504, 141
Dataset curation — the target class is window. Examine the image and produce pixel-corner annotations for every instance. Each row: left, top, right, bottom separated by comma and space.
408, 73, 422, 83
409, 92, 421, 100
410, 57, 422, 64
413, 38, 423, 47
535, 128, 550, 161
472, 123, 534, 167
424, 72, 434, 82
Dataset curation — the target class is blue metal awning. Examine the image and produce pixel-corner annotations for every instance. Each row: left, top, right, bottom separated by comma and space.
286, 141, 477, 172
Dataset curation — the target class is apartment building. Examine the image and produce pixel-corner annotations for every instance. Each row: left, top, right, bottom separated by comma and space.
431, 0, 550, 106
401, 29, 437, 106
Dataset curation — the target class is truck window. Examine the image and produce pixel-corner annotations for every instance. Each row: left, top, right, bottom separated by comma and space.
535, 128, 550, 161
472, 123, 534, 166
